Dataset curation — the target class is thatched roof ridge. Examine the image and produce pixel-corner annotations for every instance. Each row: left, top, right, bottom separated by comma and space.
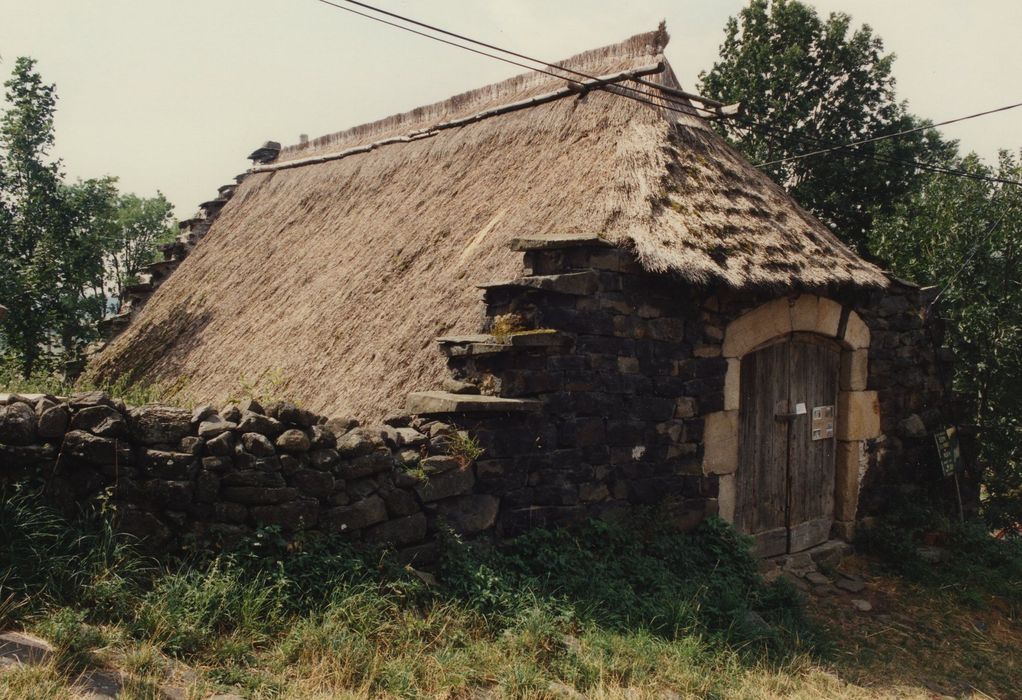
87, 25, 887, 419
279, 25, 672, 163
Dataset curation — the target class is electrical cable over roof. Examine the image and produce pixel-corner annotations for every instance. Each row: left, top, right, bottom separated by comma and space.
313, 0, 1022, 187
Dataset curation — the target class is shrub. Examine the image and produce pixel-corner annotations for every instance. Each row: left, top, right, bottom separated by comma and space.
438, 514, 819, 655
859, 493, 1022, 607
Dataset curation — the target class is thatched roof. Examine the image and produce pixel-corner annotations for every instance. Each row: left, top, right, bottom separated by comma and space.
88, 26, 886, 419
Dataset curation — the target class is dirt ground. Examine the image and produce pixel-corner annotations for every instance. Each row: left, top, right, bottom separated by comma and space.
805, 554, 1021, 699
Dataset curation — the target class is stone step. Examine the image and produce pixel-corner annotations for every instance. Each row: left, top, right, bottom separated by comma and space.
146, 258, 180, 279
509, 233, 614, 251
177, 217, 204, 231
807, 539, 853, 568
406, 391, 542, 415
478, 270, 599, 296
123, 280, 154, 295
437, 330, 572, 357
199, 198, 227, 213
98, 311, 132, 335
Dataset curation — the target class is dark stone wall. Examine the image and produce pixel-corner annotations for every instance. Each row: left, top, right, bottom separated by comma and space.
0, 392, 492, 563
446, 245, 723, 536
443, 243, 961, 532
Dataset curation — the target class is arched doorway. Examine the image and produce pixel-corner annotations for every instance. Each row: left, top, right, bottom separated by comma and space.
703, 295, 881, 555
735, 334, 840, 556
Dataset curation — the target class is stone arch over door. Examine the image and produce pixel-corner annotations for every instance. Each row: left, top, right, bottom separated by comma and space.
702, 295, 881, 547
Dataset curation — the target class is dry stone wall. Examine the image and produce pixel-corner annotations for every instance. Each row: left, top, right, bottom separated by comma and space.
0, 391, 491, 562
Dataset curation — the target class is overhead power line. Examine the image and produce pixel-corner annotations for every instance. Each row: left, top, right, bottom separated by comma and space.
930, 213, 1008, 308
313, 0, 574, 84
313, 0, 1022, 187
313, 0, 727, 121
756, 102, 1022, 168
745, 118, 1022, 187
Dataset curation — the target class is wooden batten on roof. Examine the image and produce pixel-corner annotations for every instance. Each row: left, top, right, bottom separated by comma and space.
87, 24, 888, 419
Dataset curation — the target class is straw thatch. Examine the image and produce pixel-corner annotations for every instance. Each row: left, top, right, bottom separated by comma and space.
88, 26, 887, 419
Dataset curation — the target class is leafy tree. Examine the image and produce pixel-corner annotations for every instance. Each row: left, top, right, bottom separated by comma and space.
698, 0, 955, 252
54, 176, 119, 363
0, 57, 174, 377
870, 153, 1022, 528
104, 192, 174, 310
0, 56, 65, 375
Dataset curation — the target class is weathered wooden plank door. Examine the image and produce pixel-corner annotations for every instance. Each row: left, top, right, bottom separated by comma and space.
786, 337, 839, 553
735, 335, 840, 556
736, 342, 790, 557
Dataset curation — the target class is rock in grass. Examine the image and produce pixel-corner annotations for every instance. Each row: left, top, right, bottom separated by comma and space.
851, 599, 872, 612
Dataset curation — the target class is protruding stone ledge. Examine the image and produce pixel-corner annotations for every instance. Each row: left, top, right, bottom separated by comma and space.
98, 311, 132, 337
177, 217, 203, 231
441, 343, 512, 358
123, 281, 154, 296
437, 330, 572, 357
436, 334, 493, 346
509, 233, 614, 251
506, 330, 572, 347
146, 259, 180, 279
478, 271, 599, 296
406, 391, 542, 415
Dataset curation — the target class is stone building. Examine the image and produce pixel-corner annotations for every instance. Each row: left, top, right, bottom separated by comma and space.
80, 27, 954, 556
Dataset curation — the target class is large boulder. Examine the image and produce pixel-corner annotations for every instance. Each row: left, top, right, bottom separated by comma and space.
276, 429, 310, 453
434, 494, 499, 533
37, 404, 70, 439
274, 402, 318, 428
69, 391, 117, 410
129, 405, 192, 445
0, 402, 37, 445
241, 432, 276, 457
198, 416, 237, 439
62, 429, 131, 465
365, 512, 427, 546
414, 467, 475, 503
70, 405, 126, 437
237, 411, 282, 437
251, 499, 320, 530
321, 496, 387, 533
335, 430, 375, 459
138, 449, 198, 480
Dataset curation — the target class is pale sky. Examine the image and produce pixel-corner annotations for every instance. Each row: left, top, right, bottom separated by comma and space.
1, 0, 1020, 217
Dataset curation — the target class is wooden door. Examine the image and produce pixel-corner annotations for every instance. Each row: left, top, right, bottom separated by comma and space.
735, 335, 840, 557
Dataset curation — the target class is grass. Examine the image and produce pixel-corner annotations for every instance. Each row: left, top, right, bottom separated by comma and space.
858, 493, 1022, 608
0, 358, 181, 407
1, 486, 1020, 698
